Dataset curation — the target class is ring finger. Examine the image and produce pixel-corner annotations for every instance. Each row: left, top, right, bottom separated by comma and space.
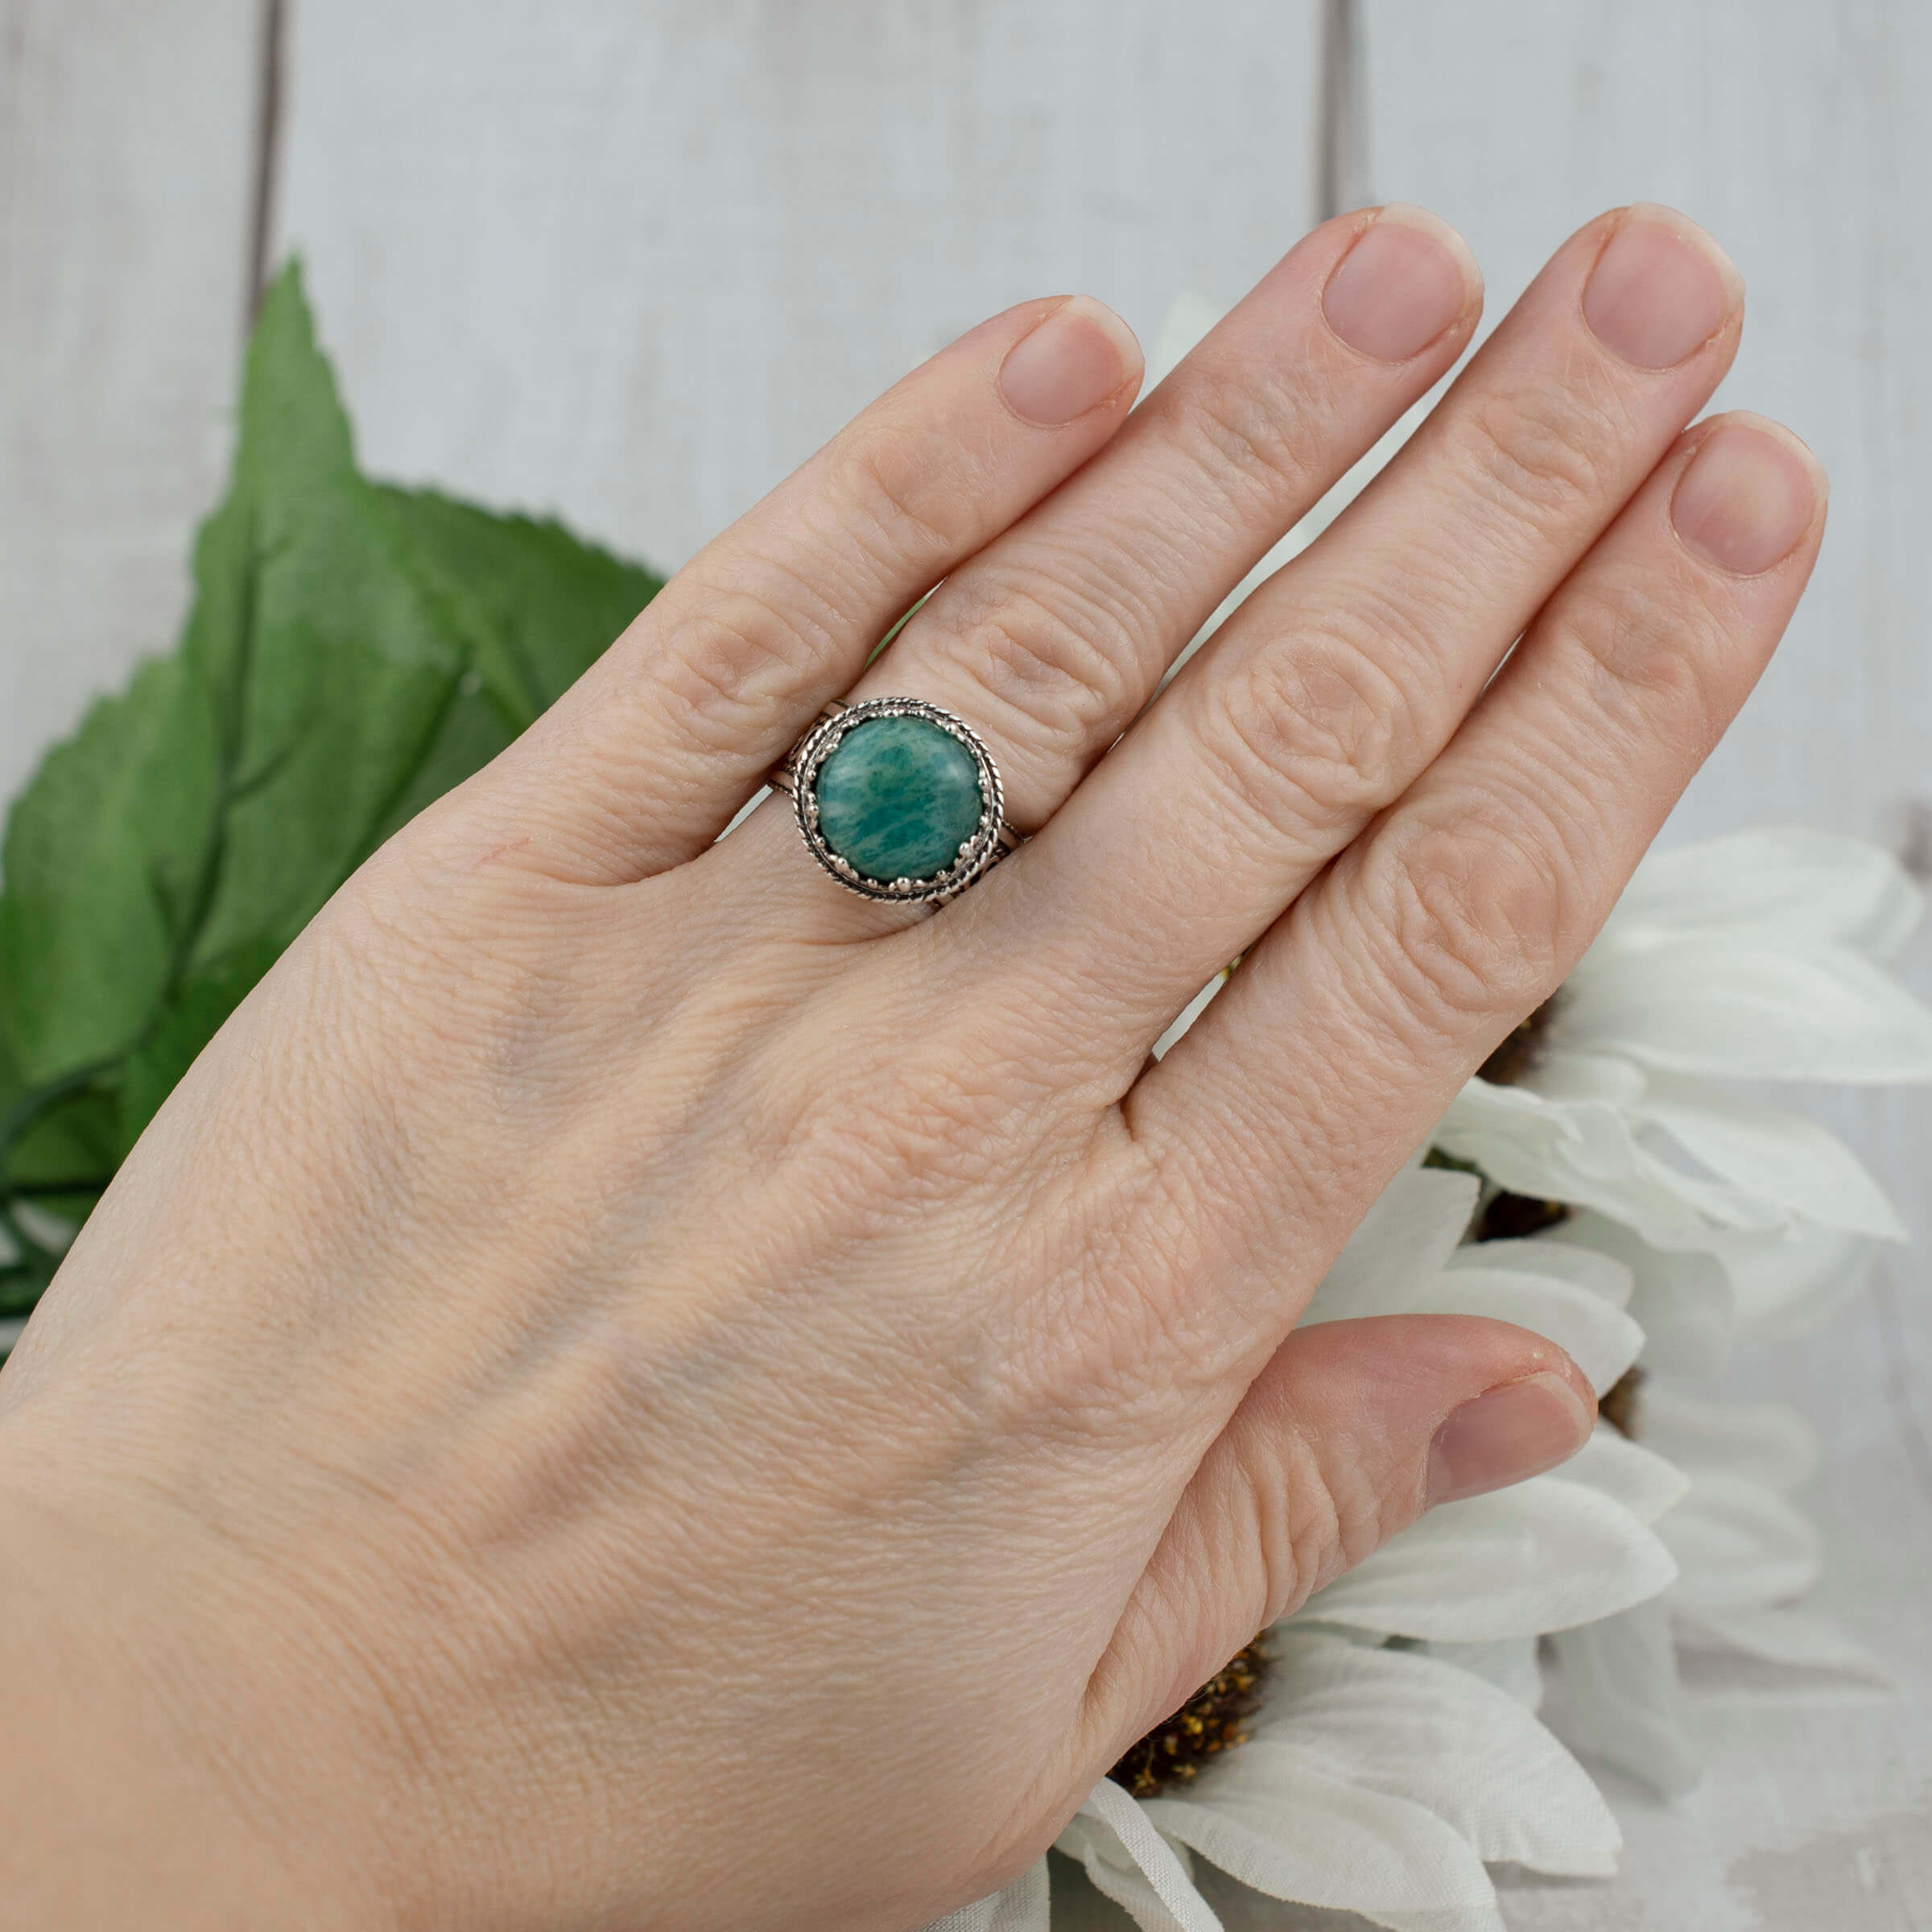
710, 204, 1484, 931
988, 203, 1744, 1045
1133, 410, 1826, 1301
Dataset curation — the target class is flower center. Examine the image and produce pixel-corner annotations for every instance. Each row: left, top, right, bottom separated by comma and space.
1472, 1190, 1571, 1241
1477, 993, 1560, 1087
1599, 1364, 1644, 1437
1108, 1642, 1269, 1798
1457, 994, 1577, 1241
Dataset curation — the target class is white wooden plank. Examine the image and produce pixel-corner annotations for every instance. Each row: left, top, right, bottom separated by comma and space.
1360, 1, 1932, 1229
0, 0, 262, 809
271, 0, 1320, 576
1364, 8, 1932, 1929
1363, 1, 1932, 865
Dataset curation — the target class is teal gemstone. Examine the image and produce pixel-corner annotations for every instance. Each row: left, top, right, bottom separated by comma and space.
813, 715, 985, 882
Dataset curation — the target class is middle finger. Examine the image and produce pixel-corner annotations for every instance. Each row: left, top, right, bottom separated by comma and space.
997, 202, 1744, 1051
707, 205, 1481, 928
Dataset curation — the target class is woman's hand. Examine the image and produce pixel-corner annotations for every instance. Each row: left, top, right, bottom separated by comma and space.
0, 203, 1821, 1931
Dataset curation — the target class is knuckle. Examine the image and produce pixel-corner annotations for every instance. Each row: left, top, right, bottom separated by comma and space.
1179, 362, 1327, 524
1356, 807, 1568, 1044
1193, 632, 1414, 842
932, 572, 1152, 758
831, 421, 978, 570
1447, 375, 1625, 543
1210, 1408, 1398, 1628
649, 570, 843, 748
1558, 568, 1735, 759
1273, 1431, 1393, 1615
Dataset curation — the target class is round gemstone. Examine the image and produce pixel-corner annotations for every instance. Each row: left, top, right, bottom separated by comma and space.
812, 715, 984, 883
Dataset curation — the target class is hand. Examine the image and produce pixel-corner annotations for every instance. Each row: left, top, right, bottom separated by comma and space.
0, 202, 1821, 1930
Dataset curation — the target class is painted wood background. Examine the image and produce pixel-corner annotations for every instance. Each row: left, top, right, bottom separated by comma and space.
2, 3, 1928, 1925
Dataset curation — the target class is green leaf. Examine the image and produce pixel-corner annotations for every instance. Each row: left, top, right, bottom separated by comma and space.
1, 263, 469, 1084
359, 680, 518, 853
0, 1026, 113, 1227
117, 939, 282, 1156
375, 486, 663, 733
0, 654, 218, 1084
0, 1253, 58, 1319
179, 265, 471, 969
0, 259, 667, 1305
0, 1091, 118, 1227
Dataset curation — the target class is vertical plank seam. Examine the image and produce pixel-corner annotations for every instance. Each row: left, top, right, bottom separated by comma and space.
243, 0, 287, 330
1873, 1261, 1932, 1511
1316, 0, 1367, 224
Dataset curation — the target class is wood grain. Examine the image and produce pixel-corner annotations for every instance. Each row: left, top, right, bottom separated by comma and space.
270, 0, 1319, 574
0, 0, 262, 809
1364, 6, 1932, 1926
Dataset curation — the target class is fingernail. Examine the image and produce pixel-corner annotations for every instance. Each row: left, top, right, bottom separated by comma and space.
998, 295, 1141, 425
1583, 204, 1741, 369
1670, 419, 1825, 574
1426, 1371, 1594, 1507
1323, 204, 1480, 362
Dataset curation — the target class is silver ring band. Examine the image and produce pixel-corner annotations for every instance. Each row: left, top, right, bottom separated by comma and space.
770, 698, 1021, 908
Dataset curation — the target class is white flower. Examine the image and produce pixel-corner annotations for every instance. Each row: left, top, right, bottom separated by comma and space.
1641, 1378, 1881, 1676
1302, 1167, 1645, 1397
931, 1170, 1682, 1932
1539, 1597, 1701, 1798
1435, 830, 1932, 1276
1525, 1205, 1880, 1377
1538, 1373, 1885, 1800
939, 1632, 1629, 1932
943, 295, 1923, 1932
1421, 839, 1919, 1798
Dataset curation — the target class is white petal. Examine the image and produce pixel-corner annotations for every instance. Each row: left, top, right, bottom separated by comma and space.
1434, 1081, 1769, 1238
1658, 1472, 1821, 1614
1197, 1635, 1617, 1878
1554, 940, 1932, 1083
1307, 1475, 1676, 1639
1435, 1081, 1632, 1199
1543, 1212, 1735, 1377
1633, 1075, 1907, 1240
1397, 1266, 1644, 1396
1150, 1756, 1505, 1932
1417, 1637, 1543, 1710
1055, 1781, 1222, 1932
923, 1859, 1051, 1932
1153, 971, 1228, 1060
1542, 1599, 1702, 1797
1520, 1049, 1646, 1104
1598, 828, 1924, 961
1634, 1383, 1817, 1493
1558, 1427, 1690, 1526
1674, 1603, 1889, 1681
1300, 1166, 1478, 1325
1447, 1237, 1633, 1309
1716, 1223, 1881, 1342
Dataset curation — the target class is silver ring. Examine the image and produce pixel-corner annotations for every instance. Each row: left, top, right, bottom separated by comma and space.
770, 698, 1022, 907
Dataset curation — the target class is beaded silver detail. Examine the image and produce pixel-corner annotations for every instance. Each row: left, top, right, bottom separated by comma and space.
770, 698, 1020, 907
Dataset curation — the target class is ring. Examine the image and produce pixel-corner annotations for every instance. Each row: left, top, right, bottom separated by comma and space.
770, 698, 1022, 907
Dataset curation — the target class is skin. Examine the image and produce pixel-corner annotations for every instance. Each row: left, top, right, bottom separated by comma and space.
0, 203, 1824, 1930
